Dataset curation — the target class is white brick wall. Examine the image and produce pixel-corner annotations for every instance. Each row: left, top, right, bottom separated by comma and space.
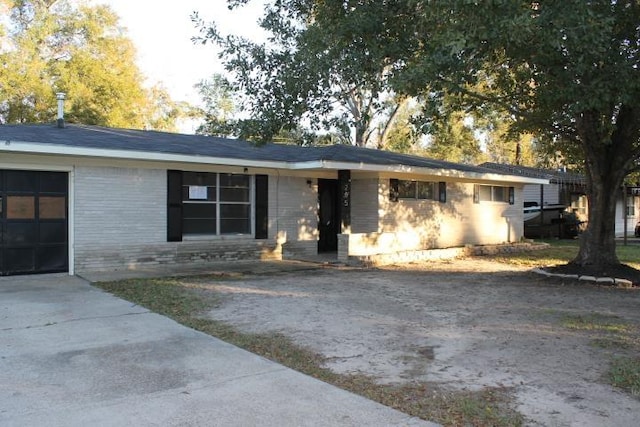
351, 178, 379, 233
74, 166, 166, 249
269, 175, 318, 257
361, 179, 524, 255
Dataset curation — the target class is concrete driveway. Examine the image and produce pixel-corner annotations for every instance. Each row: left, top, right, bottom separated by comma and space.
0, 274, 433, 427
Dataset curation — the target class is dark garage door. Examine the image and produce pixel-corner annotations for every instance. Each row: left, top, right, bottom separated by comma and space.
0, 170, 68, 275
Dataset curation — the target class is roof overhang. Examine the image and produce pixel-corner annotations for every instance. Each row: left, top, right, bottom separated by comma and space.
291, 160, 549, 185
0, 140, 549, 185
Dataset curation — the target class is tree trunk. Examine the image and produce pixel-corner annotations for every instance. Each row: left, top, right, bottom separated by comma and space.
572, 111, 633, 268
573, 172, 621, 267
354, 122, 366, 147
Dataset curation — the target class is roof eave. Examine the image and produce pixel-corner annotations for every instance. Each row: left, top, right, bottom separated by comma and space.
0, 140, 289, 170
291, 160, 549, 184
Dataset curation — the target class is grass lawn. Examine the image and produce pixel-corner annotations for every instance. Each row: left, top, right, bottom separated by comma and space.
490, 239, 640, 270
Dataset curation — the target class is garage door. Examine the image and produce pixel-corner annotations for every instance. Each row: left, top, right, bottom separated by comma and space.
0, 170, 68, 275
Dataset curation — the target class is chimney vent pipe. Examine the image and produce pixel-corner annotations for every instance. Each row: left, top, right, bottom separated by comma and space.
56, 92, 65, 128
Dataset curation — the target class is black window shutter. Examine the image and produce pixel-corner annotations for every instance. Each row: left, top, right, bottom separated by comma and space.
389, 179, 399, 202
473, 184, 480, 204
438, 181, 447, 203
167, 170, 183, 241
255, 174, 268, 239
508, 186, 515, 205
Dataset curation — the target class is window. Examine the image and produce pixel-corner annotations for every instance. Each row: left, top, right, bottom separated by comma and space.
626, 197, 635, 218
474, 185, 514, 204
398, 180, 436, 200
182, 172, 251, 236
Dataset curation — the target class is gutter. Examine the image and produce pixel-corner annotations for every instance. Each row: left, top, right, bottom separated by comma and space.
1, 140, 549, 185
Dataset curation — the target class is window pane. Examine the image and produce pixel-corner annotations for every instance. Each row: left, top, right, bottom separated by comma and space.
183, 172, 217, 186
40, 196, 66, 219
493, 186, 507, 202
417, 182, 434, 199
220, 187, 250, 202
220, 204, 250, 219
220, 174, 249, 188
183, 219, 217, 235
220, 219, 251, 234
398, 180, 416, 199
7, 196, 35, 219
478, 185, 492, 201
183, 202, 216, 219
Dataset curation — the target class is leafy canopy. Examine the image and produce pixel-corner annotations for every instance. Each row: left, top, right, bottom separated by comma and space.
0, 0, 183, 129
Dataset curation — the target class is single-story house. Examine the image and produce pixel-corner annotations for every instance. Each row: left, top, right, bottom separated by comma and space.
0, 123, 546, 276
481, 162, 639, 238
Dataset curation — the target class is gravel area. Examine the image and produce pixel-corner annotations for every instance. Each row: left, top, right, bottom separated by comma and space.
199, 258, 640, 426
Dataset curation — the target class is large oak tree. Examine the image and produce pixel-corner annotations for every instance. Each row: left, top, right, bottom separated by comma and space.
395, 0, 640, 272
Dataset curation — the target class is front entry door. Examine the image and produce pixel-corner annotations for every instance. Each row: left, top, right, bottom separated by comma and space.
0, 170, 68, 275
318, 179, 339, 253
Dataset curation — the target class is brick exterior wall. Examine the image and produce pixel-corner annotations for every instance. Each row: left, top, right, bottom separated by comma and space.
73, 166, 280, 273
270, 176, 319, 258
341, 178, 524, 259
71, 166, 524, 271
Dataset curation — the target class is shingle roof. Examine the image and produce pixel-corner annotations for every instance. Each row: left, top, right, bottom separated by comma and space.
1, 123, 537, 180
479, 162, 586, 186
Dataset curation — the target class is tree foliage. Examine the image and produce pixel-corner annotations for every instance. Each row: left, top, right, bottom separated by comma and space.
0, 0, 182, 130
194, 73, 238, 137
194, 0, 416, 146
394, 0, 640, 269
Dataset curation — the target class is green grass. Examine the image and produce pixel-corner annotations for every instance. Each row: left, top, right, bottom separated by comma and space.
561, 313, 631, 333
96, 277, 524, 427
555, 311, 640, 395
490, 239, 640, 269
609, 357, 640, 396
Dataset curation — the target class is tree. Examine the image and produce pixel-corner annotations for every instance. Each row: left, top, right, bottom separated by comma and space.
194, 74, 238, 137
0, 0, 181, 129
194, 0, 416, 146
394, 1, 640, 273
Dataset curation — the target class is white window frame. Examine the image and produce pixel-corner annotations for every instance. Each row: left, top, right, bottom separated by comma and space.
182, 172, 253, 237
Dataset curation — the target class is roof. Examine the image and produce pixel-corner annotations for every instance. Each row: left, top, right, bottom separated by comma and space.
1, 123, 547, 184
480, 162, 586, 186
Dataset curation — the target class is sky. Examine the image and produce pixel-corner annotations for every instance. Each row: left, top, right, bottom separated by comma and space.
93, 1, 265, 107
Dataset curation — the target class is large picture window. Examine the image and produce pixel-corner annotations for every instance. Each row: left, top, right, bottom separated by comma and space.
182, 172, 251, 235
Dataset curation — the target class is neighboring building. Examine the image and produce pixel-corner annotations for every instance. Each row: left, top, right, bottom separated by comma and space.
481, 162, 639, 238
0, 124, 546, 276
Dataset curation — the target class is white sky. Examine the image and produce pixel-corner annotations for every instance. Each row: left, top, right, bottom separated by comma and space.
93, 0, 266, 106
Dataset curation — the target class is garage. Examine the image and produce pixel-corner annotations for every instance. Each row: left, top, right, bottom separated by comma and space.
0, 170, 68, 275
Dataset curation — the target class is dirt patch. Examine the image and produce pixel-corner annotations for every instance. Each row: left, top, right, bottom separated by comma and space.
201, 258, 640, 426
544, 262, 640, 285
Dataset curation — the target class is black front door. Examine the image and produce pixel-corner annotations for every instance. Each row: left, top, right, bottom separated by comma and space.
318, 179, 339, 252
0, 170, 68, 275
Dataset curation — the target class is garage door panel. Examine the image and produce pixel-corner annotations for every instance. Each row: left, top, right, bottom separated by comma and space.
39, 172, 67, 193
39, 223, 67, 243
5, 170, 38, 192
4, 223, 37, 245
36, 246, 68, 271
4, 247, 36, 273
